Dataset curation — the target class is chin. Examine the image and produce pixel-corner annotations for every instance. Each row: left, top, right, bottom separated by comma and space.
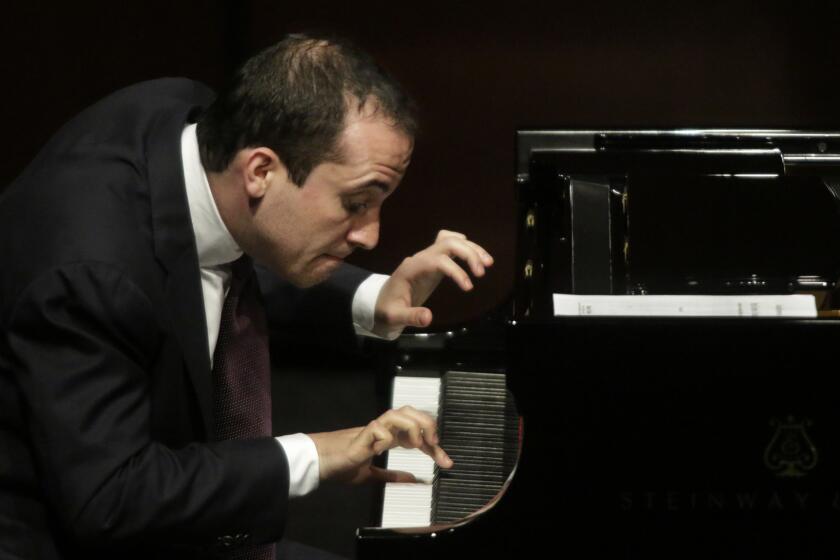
258, 253, 338, 288
295, 258, 343, 288
293, 275, 324, 289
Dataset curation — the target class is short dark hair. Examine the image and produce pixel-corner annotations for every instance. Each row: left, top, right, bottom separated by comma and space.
197, 33, 417, 185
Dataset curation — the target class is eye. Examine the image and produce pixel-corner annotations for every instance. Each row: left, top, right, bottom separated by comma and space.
344, 199, 370, 214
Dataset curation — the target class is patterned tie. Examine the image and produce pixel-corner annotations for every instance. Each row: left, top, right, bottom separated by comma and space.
212, 256, 274, 559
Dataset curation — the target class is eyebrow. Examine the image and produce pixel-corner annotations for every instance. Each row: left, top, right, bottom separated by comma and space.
353, 180, 390, 194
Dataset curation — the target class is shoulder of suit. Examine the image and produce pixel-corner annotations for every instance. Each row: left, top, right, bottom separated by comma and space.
76, 78, 216, 124
106, 78, 217, 108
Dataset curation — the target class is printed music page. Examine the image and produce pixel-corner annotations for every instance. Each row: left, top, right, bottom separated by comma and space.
552, 294, 817, 317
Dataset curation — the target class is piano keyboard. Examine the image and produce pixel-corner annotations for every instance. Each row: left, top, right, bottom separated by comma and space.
380, 371, 518, 528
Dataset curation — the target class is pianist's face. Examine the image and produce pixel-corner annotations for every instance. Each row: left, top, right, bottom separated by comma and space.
242, 102, 413, 287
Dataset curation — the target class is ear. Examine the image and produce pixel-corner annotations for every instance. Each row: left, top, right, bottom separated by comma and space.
242, 147, 289, 200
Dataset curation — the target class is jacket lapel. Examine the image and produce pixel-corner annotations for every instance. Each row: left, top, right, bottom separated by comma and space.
146, 102, 214, 435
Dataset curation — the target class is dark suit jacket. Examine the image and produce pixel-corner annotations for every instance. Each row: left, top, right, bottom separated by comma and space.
0, 79, 369, 559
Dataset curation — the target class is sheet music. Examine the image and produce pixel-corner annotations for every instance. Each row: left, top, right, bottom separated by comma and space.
553, 294, 817, 317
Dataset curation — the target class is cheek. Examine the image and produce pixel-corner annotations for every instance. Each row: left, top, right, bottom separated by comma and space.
320, 222, 353, 248
301, 190, 347, 225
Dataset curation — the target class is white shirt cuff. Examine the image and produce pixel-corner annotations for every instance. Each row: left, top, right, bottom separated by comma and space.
276, 433, 320, 498
352, 273, 401, 340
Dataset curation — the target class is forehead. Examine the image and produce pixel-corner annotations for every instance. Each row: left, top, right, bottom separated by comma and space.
336, 109, 413, 172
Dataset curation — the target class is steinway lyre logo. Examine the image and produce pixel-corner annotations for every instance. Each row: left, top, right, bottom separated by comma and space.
763, 416, 818, 478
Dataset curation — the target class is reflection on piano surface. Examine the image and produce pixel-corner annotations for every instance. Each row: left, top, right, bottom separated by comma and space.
357, 130, 840, 559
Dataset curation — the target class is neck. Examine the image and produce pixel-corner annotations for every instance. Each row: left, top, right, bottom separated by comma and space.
207, 171, 242, 243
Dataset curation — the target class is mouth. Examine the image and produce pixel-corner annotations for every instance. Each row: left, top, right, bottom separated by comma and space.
325, 250, 353, 261
319, 254, 346, 266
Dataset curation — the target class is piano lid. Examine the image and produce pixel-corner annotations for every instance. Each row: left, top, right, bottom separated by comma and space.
516, 129, 840, 181
513, 129, 840, 317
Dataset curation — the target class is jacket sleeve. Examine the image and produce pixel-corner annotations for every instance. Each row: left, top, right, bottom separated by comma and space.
4, 262, 288, 550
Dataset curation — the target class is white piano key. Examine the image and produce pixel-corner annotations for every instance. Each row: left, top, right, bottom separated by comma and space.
387, 448, 435, 482
380, 376, 441, 528
390, 376, 440, 415
381, 483, 433, 528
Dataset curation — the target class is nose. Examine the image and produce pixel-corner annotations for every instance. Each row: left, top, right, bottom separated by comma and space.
347, 215, 380, 251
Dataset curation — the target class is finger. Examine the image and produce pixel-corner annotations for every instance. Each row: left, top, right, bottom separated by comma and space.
379, 408, 426, 448
465, 240, 494, 267
435, 229, 467, 243
435, 231, 492, 268
435, 254, 474, 291
398, 408, 453, 468
442, 237, 487, 278
381, 408, 453, 469
369, 466, 417, 483
382, 304, 432, 329
420, 441, 454, 469
396, 405, 440, 446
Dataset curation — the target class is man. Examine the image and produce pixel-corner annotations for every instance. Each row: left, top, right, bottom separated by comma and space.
0, 34, 492, 559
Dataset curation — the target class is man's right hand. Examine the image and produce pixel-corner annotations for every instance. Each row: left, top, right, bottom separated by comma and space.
371, 230, 494, 339
308, 406, 453, 484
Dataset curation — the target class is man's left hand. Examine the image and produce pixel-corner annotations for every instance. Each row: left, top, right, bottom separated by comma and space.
372, 230, 493, 339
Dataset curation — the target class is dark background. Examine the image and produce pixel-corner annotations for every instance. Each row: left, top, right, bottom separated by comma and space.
6, 1, 840, 325
4, 1, 840, 555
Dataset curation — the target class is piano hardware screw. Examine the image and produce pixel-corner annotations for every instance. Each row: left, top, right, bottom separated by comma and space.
525, 211, 536, 228
524, 260, 534, 278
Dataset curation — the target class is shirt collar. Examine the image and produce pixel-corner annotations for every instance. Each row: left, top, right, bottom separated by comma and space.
180, 123, 243, 267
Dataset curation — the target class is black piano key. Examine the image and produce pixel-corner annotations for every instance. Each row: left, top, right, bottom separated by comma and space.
431, 370, 519, 526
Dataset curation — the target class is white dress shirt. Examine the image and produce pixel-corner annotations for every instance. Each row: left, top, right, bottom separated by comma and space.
180, 123, 390, 497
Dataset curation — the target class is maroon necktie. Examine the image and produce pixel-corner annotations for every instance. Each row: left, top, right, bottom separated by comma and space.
212, 256, 274, 559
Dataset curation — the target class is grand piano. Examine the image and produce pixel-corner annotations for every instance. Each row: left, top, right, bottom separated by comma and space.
356, 130, 840, 558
